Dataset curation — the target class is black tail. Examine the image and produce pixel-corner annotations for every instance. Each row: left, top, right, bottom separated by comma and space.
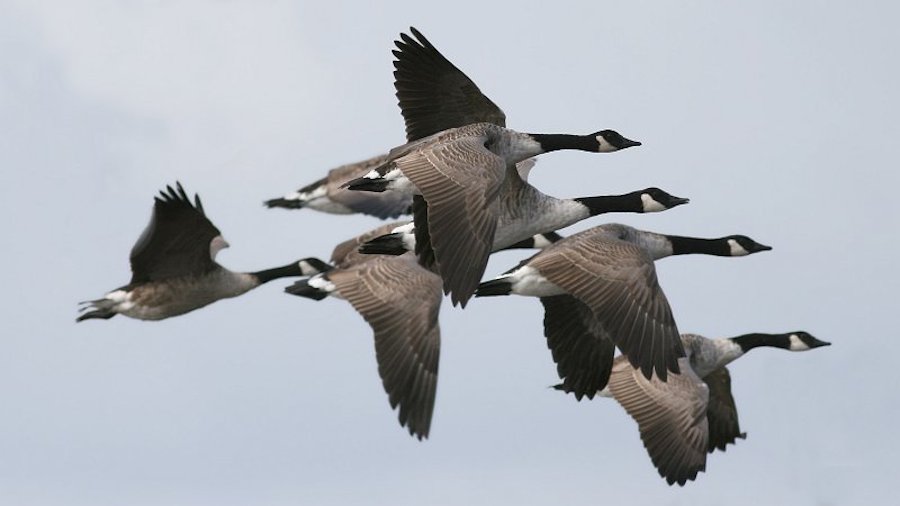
284, 280, 329, 301
76, 309, 116, 322
264, 197, 306, 209
474, 278, 512, 297
342, 177, 389, 193
359, 234, 408, 255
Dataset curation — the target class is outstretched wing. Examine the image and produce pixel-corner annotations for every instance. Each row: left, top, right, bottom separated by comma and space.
394, 27, 507, 142
129, 183, 222, 283
608, 357, 710, 486
329, 255, 442, 440
529, 229, 684, 381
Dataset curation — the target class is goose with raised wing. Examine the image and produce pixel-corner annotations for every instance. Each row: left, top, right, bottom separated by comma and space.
475, 224, 772, 389
342, 29, 641, 306
264, 27, 508, 219
581, 330, 830, 485
77, 183, 325, 322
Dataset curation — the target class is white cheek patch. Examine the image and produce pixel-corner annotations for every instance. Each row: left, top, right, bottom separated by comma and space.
727, 239, 750, 256
595, 135, 616, 153
531, 234, 554, 249
298, 260, 320, 276
640, 194, 667, 213
210, 235, 230, 260
788, 334, 811, 351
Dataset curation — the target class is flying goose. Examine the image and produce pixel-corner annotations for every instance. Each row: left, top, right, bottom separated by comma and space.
358, 187, 689, 257
263, 27, 507, 219
585, 330, 830, 485
77, 183, 326, 322
337, 31, 640, 307
264, 153, 412, 219
284, 223, 562, 439
343, 122, 641, 308
475, 223, 772, 387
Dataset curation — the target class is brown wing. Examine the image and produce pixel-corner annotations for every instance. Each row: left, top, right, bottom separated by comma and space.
608, 357, 709, 486
529, 230, 684, 381
329, 255, 442, 440
397, 134, 506, 307
703, 367, 747, 453
393, 27, 506, 142
129, 183, 222, 283
540, 294, 616, 399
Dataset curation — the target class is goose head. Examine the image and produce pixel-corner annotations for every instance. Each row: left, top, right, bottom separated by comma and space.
594, 129, 642, 152
639, 188, 690, 212
785, 331, 831, 351
724, 235, 773, 256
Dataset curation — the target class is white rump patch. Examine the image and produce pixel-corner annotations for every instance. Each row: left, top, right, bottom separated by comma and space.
508, 266, 565, 297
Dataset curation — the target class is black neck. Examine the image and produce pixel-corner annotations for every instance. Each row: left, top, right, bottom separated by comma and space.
730, 333, 791, 352
251, 263, 303, 284
666, 235, 730, 256
530, 133, 596, 153
574, 193, 642, 216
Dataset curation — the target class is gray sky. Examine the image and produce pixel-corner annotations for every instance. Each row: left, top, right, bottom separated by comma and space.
2, 1, 897, 504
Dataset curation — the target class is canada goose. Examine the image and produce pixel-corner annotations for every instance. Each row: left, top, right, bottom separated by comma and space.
358, 187, 688, 257
264, 153, 412, 219
343, 123, 641, 308
264, 27, 507, 219
582, 330, 830, 485
284, 223, 562, 439
77, 183, 326, 322
475, 223, 772, 388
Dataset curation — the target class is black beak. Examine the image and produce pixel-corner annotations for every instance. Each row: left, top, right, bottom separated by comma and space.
622, 137, 642, 148
669, 196, 690, 207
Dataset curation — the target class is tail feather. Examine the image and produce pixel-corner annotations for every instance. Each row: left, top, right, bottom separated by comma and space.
285, 280, 329, 301
342, 177, 389, 193
264, 197, 306, 209
474, 278, 512, 297
359, 234, 408, 255
76, 299, 117, 322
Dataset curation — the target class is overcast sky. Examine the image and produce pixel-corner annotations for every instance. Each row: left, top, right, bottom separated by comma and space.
2, 1, 897, 505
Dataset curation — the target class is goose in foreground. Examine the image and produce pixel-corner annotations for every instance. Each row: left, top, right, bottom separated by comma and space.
579, 330, 830, 485
285, 223, 563, 439
343, 122, 641, 308
340, 28, 640, 307
359, 187, 689, 257
264, 27, 507, 219
77, 183, 325, 322
475, 224, 772, 388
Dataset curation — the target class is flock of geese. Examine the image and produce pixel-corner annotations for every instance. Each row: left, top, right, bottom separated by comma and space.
77, 28, 829, 486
